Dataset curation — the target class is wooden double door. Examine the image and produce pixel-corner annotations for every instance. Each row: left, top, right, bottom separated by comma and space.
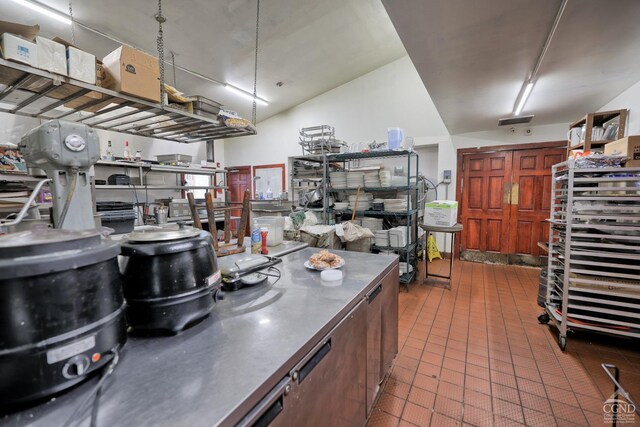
458, 144, 565, 265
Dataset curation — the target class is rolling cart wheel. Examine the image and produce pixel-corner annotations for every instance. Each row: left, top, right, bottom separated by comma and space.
559, 336, 567, 351
537, 313, 550, 324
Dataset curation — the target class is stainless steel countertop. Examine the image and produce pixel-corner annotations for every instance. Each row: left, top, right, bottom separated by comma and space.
2, 248, 398, 427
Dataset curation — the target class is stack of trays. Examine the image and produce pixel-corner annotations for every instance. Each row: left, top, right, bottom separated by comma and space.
347, 172, 365, 188
388, 226, 411, 248
330, 172, 347, 189
349, 192, 373, 210
374, 230, 389, 247
379, 170, 392, 187
384, 198, 409, 212
364, 170, 381, 187
372, 198, 385, 211
362, 217, 383, 231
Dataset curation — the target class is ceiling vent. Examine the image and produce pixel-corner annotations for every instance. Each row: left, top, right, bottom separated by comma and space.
498, 115, 534, 126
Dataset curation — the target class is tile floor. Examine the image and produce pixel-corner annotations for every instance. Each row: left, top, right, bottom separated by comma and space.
367, 259, 639, 427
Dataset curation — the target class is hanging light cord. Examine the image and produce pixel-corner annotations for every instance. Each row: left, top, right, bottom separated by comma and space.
68, 1, 76, 45
156, 0, 166, 106
252, 0, 260, 125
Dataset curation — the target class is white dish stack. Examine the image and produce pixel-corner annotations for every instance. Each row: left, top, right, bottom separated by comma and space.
388, 226, 411, 248
383, 198, 410, 212
374, 230, 389, 247
379, 170, 392, 187
330, 172, 347, 189
363, 170, 381, 187
362, 217, 383, 231
346, 172, 364, 188
348, 192, 373, 210
399, 262, 414, 276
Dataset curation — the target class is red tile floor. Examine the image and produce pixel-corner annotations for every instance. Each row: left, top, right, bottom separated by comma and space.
368, 259, 639, 427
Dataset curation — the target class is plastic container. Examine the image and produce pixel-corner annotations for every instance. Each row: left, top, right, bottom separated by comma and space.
321, 269, 343, 281
251, 220, 261, 254
99, 210, 136, 234
256, 216, 285, 246
387, 127, 404, 150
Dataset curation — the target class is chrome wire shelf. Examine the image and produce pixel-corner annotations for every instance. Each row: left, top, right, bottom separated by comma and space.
0, 58, 255, 143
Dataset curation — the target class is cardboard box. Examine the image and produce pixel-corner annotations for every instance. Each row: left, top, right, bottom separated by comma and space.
0, 33, 37, 66
424, 200, 458, 227
35, 36, 67, 75
604, 136, 640, 167
102, 45, 160, 102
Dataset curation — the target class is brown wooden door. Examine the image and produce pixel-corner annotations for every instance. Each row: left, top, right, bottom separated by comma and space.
458, 143, 565, 264
226, 166, 252, 236
459, 151, 512, 256
509, 148, 565, 257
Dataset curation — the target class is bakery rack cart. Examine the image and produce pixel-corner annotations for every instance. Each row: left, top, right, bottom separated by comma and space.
539, 158, 640, 350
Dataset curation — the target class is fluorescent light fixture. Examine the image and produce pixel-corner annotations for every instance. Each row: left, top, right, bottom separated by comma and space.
514, 81, 534, 116
225, 84, 269, 106
11, 0, 72, 25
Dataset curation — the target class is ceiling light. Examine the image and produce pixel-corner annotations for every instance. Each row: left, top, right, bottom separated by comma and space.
11, 0, 72, 25
514, 81, 534, 116
225, 84, 268, 106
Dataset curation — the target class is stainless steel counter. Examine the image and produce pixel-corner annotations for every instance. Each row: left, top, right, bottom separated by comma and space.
2, 248, 398, 427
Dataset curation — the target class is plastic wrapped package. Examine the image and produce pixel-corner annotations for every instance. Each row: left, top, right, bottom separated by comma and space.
35, 36, 66, 75
67, 46, 95, 84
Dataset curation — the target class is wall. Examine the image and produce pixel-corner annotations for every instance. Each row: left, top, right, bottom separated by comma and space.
223, 56, 450, 175
598, 79, 640, 134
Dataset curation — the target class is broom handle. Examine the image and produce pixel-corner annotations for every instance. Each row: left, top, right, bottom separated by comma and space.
351, 186, 361, 222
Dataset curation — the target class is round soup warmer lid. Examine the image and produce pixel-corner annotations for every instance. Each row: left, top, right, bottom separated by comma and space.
0, 228, 101, 258
126, 224, 201, 243
0, 227, 121, 280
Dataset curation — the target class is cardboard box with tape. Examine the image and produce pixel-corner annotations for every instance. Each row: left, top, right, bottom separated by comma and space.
0, 20, 39, 68
604, 136, 640, 167
102, 45, 160, 103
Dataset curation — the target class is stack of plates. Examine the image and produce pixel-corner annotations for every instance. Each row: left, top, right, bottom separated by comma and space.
374, 230, 389, 247
362, 217, 383, 231
399, 262, 414, 276
347, 172, 364, 188
330, 172, 347, 189
388, 226, 411, 248
364, 170, 381, 187
384, 198, 409, 212
372, 198, 385, 211
379, 171, 392, 187
348, 192, 373, 210
333, 201, 349, 210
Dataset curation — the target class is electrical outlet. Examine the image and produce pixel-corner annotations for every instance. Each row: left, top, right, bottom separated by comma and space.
443, 170, 452, 183
524, 128, 533, 136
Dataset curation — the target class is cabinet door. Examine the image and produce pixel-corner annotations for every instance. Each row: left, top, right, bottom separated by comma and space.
285, 300, 367, 427
381, 266, 399, 379
366, 282, 383, 414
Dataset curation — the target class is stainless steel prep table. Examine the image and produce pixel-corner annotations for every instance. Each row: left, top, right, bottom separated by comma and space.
2, 249, 398, 427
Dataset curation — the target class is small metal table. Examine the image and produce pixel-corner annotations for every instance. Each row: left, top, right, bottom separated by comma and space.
420, 223, 463, 289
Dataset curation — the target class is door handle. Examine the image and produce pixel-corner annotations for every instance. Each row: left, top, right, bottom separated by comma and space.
237, 376, 291, 427
511, 182, 519, 205
298, 339, 332, 383
367, 284, 382, 303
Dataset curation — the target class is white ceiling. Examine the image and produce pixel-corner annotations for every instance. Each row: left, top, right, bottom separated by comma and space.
382, 0, 640, 134
0, 0, 406, 122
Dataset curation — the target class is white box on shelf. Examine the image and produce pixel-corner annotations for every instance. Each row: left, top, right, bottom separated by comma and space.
0, 33, 36, 66
424, 200, 458, 227
67, 45, 96, 83
35, 36, 67, 75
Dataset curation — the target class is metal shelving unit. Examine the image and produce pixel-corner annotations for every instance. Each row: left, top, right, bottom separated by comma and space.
0, 58, 255, 143
541, 158, 640, 350
328, 150, 420, 287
